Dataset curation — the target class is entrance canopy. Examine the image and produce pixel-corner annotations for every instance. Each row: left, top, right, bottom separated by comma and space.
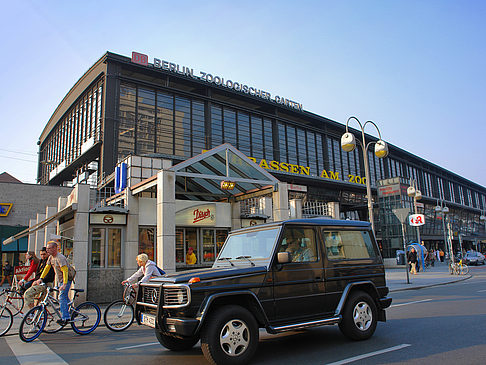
132, 144, 279, 200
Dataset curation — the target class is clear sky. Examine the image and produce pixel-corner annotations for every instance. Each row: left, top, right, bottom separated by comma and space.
1, 0, 485, 188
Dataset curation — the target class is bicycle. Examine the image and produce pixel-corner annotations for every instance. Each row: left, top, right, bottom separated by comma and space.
449, 260, 469, 275
103, 283, 136, 332
0, 287, 25, 317
18, 284, 101, 342
0, 298, 14, 336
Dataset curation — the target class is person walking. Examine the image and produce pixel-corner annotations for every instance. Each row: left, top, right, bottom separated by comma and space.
439, 249, 445, 262
34, 240, 76, 326
0, 261, 14, 287
408, 247, 418, 275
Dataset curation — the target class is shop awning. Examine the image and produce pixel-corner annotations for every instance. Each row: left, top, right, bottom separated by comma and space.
2, 203, 77, 245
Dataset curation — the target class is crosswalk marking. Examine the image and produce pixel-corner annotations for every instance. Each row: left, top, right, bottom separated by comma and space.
6, 336, 68, 365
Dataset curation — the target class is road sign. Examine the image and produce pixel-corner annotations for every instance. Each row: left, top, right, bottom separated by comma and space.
392, 208, 410, 224
409, 214, 425, 226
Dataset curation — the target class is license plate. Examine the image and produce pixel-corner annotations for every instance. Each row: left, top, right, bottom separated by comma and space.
140, 313, 156, 328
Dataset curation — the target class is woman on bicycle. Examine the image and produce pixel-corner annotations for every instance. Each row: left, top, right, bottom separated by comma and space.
122, 254, 164, 288
18, 251, 40, 293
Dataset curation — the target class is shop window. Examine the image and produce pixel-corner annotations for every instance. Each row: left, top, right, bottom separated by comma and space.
185, 229, 197, 265
175, 228, 229, 267
139, 227, 155, 261
90, 227, 122, 268
202, 229, 215, 262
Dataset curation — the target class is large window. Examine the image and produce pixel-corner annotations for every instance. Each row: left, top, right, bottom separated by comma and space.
277, 227, 318, 263
322, 230, 377, 260
139, 227, 155, 261
90, 227, 122, 268
175, 227, 229, 267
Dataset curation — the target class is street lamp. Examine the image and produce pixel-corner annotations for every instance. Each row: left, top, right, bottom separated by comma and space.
407, 178, 423, 244
341, 116, 388, 232
435, 200, 451, 265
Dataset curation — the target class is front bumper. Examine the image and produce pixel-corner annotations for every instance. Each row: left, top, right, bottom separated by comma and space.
379, 296, 392, 309
163, 317, 200, 337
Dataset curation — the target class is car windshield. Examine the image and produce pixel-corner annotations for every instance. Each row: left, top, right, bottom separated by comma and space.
214, 227, 280, 267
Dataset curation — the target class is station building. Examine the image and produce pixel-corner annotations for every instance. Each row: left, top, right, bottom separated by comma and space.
5, 51, 485, 301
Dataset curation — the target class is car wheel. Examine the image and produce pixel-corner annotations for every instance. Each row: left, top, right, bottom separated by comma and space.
339, 290, 377, 341
155, 331, 199, 351
201, 305, 259, 365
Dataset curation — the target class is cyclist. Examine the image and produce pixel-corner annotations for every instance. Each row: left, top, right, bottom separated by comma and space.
122, 254, 164, 288
23, 247, 55, 309
34, 241, 76, 326
18, 251, 40, 293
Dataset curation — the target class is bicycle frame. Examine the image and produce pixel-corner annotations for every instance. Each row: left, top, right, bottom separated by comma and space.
0, 288, 25, 316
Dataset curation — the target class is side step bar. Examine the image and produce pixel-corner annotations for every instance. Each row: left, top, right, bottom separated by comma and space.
268, 316, 341, 334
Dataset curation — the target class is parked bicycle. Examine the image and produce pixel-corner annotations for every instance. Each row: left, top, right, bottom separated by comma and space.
103, 283, 136, 332
19, 284, 101, 342
449, 260, 469, 275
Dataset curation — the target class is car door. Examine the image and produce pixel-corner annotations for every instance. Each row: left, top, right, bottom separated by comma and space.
272, 225, 326, 323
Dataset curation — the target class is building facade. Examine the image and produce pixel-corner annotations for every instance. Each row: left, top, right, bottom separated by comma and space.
36, 51, 486, 266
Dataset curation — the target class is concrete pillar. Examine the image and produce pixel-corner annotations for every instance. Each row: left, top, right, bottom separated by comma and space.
124, 189, 139, 280
272, 182, 289, 222
156, 170, 176, 273
263, 197, 273, 219
72, 184, 90, 301
289, 199, 303, 219
44, 206, 58, 253
231, 201, 242, 231
28, 219, 36, 252
35, 214, 46, 254
328, 202, 340, 219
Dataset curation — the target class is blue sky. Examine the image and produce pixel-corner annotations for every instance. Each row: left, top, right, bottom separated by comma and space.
1, 0, 485, 188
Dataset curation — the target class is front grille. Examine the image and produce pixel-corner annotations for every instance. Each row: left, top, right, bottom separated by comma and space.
163, 285, 190, 308
142, 286, 160, 306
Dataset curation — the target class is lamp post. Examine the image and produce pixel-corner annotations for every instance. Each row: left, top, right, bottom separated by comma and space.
341, 116, 388, 233
435, 200, 451, 265
407, 178, 423, 244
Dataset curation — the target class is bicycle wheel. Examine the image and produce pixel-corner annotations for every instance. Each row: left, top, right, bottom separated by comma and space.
19, 305, 47, 342
123, 285, 137, 305
0, 306, 13, 336
71, 301, 101, 335
43, 306, 65, 333
460, 265, 469, 275
104, 300, 134, 332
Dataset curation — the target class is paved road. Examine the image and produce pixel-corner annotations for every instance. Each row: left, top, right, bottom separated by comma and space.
1, 264, 485, 364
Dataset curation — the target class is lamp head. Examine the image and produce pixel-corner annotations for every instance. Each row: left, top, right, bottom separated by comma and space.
415, 190, 422, 200
442, 206, 449, 214
407, 186, 416, 197
341, 133, 356, 152
374, 139, 388, 158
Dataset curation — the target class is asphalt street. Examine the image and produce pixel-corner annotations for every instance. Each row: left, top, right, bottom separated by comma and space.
1, 265, 485, 365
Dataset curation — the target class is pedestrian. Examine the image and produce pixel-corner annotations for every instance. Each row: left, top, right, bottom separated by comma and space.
439, 249, 445, 262
34, 240, 76, 326
0, 261, 14, 287
186, 247, 197, 265
408, 247, 418, 274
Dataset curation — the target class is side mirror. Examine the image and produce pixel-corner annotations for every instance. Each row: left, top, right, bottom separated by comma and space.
278, 252, 290, 264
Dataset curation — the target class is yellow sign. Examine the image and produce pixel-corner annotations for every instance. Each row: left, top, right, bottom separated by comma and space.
220, 181, 236, 190
0, 203, 13, 217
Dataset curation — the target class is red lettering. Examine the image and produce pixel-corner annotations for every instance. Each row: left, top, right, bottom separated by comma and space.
193, 208, 211, 223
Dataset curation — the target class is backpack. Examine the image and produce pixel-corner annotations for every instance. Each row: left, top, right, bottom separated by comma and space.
155, 265, 165, 276
68, 264, 76, 281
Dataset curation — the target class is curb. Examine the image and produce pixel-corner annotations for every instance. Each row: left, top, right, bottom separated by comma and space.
389, 273, 472, 292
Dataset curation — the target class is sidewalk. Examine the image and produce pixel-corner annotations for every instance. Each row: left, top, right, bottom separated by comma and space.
386, 261, 471, 292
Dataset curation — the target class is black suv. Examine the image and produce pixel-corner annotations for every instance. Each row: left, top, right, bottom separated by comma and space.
135, 218, 392, 364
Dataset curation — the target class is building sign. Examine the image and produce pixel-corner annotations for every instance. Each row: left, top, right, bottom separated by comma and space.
409, 214, 425, 226
131, 51, 303, 111
288, 184, 307, 192
176, 204, 216, 226
377, 184, 401, 197
0, 203, 13, 217
90, 213, 127, 225
248, 157, 366, 186
14, 265, 29, 277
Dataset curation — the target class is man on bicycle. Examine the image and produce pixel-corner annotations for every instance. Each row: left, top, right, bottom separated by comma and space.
122, 253, 164, 288
34, 241, 75, 326
23, 247, 55, 309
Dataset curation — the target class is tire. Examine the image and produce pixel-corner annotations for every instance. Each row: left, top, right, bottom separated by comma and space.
104, 300, 134, 332
71, 301, 101, 335
0, 306, 13, 336
43, 307, 65, 334
339, 291, 378, 341
19, 305, 47, 342
155, 331, 199, 351
201, 305, 259, 365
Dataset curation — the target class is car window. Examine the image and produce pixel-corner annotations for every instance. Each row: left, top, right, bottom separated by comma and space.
278, 227, 318, 263
322, 230, 377, 260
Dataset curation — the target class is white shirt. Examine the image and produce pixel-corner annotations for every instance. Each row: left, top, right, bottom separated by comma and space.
126, 260, 163, 284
